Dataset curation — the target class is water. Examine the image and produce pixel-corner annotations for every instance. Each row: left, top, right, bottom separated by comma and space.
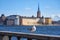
0, 25, 60, 40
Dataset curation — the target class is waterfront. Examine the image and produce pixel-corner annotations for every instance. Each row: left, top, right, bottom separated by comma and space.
0, 25, 60, 40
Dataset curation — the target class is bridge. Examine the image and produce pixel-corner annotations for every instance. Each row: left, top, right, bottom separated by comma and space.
0, 31, 60, 40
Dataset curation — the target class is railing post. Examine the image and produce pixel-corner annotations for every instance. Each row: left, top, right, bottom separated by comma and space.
27, 38, 32, 40
17, 36, 21, 40
9, 36, 12, 40
37, 38, 48, 40
37, 39, 41, 40
37, 39, 44, 40
0, 35, 4, 40
47, 37, 55, 40
49, 38, 60, 40
57, 38, 60, 40
3, 36, 9, 40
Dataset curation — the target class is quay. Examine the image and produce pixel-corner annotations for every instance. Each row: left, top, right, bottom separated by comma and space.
0, 31, 60, 40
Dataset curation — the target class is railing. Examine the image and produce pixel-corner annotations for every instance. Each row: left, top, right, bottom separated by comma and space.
0, 31, 60, 40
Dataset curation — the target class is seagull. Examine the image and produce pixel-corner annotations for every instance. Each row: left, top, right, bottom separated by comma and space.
30, 25, 36, 32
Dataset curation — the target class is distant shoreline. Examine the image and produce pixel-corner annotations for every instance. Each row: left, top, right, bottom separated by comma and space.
0, 24, 60, 27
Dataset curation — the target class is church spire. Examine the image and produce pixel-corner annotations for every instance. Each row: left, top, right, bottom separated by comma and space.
38, 3, 40, 11
37, 3, 41, 18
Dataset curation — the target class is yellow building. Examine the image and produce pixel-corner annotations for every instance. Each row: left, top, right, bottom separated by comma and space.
45, 17, 52, 24
20, 17, 41, 25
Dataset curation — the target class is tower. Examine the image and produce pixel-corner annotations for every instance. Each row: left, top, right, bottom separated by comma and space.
37, 4, 41, 18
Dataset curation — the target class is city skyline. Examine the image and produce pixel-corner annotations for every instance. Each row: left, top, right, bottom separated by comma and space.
0, 0, 60, 18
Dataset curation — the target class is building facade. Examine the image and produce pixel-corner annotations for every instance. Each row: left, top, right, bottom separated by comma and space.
1, 14, 6, 22
20, 17, 40, 25
7, 19, 14, 25
7, 15, 20, 25
20, 17, 46, 25
0, 17, 4, 25
14, 16, 20, 25
45, 17, 52, 24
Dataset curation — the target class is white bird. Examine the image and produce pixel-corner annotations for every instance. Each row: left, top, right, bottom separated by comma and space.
30, 25, 36, 32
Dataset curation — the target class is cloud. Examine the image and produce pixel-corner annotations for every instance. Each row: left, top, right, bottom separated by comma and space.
51, 15, 55, 18
51, 14, 60, 21
45, 6, 51, 9
25, 7, 32, 10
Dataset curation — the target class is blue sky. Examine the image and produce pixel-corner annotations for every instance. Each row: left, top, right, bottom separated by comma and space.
0, 0, 60, 17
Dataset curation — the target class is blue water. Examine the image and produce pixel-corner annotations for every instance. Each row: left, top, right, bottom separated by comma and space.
0, 25, 60, 40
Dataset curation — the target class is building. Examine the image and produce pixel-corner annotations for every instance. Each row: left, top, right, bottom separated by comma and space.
1, 14, 6, 22
20, 16, 46, 25
40, 16, 45, 24
0, 14, 6, 25
20, 17, 40, 25
14, 16, 20, 25
45, 17, 52, 24
0, 17, 4, 25
7, 15, 20, 25
52, 20, 60, 24
7, 19, 14, 25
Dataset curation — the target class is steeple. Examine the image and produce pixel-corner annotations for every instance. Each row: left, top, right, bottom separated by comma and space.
37, 3, 41, 18
38, 3, 40, 11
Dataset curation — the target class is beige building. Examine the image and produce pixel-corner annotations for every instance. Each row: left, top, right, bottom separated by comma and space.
20, 17, 45, 25
21, 17, 40, 25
